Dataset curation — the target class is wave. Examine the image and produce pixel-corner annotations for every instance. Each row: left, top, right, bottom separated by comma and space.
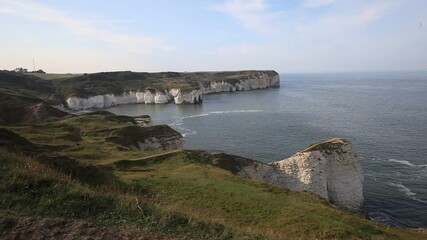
178, 127, 197, 137
181, 109, 264, 120
388, 159, 427, 168
169, 109, 264, 137
209, 109, 264, 114
181, 113, 210, 120
388, 182, 427, 204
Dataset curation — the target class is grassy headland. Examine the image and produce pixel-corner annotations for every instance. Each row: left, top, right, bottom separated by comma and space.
1, 70, 278, 102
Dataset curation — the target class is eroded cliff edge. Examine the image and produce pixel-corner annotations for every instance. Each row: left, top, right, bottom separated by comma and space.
60, 70, 280, 110
198, 138, 364, 212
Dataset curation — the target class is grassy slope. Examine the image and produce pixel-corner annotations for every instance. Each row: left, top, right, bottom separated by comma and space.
2, 113, 426, 239
7, 113, 170, 164
0, 71, 55, 100
0, 149, 243, 239
112, 151, 426, 240
0, 92, 68, 125
1, 142, 425, 239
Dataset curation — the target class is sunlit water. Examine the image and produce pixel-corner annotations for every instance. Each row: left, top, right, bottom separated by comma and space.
107, 72, 427, 227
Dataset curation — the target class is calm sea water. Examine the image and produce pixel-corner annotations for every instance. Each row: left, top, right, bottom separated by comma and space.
107, 72, 427, 227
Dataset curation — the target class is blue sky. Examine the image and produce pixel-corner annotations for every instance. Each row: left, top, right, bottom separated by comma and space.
0, 0, 426, 73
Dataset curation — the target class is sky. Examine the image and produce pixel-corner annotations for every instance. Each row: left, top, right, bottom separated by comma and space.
0, 0, 426, 73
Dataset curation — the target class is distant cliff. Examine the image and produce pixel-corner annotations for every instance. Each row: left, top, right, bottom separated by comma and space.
60, 70, 280, 110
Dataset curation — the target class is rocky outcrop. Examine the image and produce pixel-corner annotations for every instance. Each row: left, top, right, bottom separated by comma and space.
217, 138, 364, 212
64, 71, 280, 110
132, 115, 151, 126
105, 125, 184, 151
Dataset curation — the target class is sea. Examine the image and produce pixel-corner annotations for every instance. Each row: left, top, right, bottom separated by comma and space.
106, 72, 427, 228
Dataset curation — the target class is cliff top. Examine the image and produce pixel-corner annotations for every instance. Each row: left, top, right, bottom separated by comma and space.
301, 138, 349, 153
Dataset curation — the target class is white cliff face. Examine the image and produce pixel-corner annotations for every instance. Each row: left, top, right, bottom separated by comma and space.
232, 138, 363, 212
235, 161, 292, 187
65, 71, 279, 110
202, 81, 236, 93
201, 72, 280, 94
169, 89, 203, 104
272, 138, 363, 212
65, 90, 172, 110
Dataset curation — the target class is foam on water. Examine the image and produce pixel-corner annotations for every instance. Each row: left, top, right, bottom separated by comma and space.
388, 183, 427, 204
169, 110, 265, 137
389, 159, 427, 168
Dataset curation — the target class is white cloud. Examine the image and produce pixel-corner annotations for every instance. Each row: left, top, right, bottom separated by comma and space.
356, 1, 391, 24
0, 0, 174, 54
304, 0, 342, 8
301, 0, 394, 34
211, 0, 280, 35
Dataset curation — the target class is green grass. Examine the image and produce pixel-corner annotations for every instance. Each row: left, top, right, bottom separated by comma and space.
6, 113, 176, 165
111, 150, 427, 239
1, 117, 426, 239
0, 149, 252, 239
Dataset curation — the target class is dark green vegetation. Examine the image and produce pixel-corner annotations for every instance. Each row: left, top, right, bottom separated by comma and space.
25, 72, 81, 80
0, 93, 68, 125
1, 71, 426, 239
5, 112, 176, 164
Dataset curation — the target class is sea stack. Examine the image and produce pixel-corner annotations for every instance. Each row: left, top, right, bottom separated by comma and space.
271, 138, 364, 212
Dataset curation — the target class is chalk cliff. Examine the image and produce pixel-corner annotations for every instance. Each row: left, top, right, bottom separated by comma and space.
272, 138, 363, 212
225, 138, 363, 212
64, 71, 280, 110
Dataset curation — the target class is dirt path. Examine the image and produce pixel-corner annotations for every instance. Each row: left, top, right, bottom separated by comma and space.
101, 149, 183, 166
